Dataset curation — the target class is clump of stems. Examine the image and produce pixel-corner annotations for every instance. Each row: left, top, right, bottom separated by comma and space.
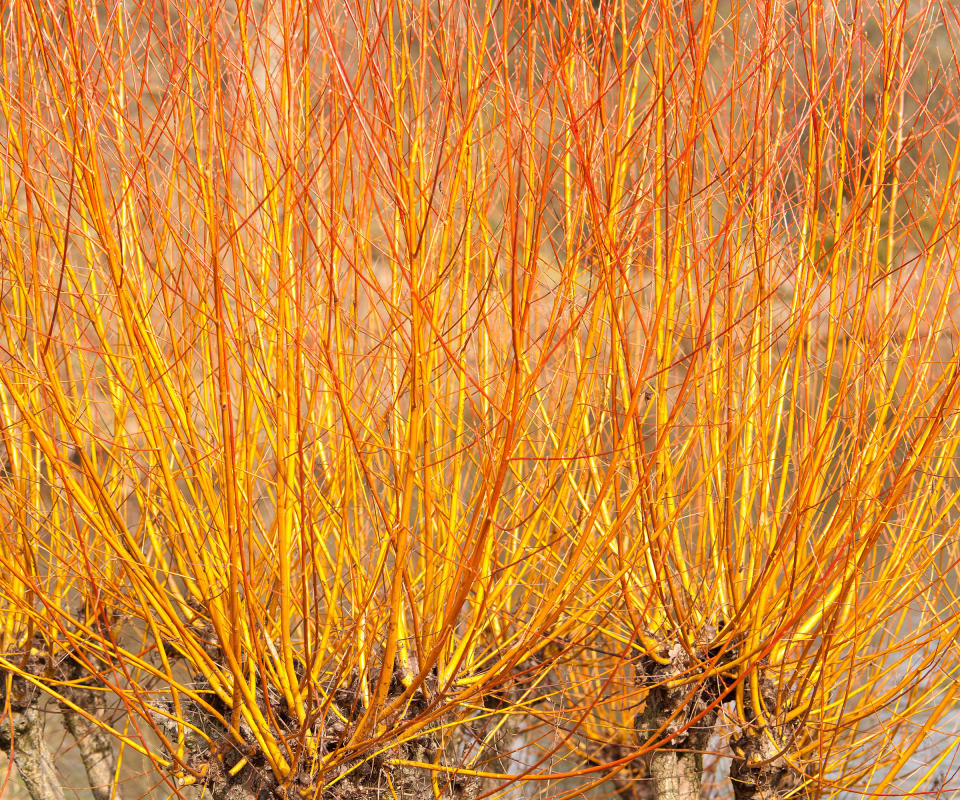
1, 1, 960, 799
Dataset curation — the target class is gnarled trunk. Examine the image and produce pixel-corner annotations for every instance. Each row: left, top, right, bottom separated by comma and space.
0, 705, 65, 800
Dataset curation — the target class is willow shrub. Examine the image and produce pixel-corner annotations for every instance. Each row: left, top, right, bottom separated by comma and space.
1, 1, 959, 800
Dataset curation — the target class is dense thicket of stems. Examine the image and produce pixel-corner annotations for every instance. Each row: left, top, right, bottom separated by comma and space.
2, 1, 959, 799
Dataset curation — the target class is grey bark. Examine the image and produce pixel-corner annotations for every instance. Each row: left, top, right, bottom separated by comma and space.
61, 703, 122, 800
634, 639, 726, 800
645, 747, 704, 800
639, 695, 716, 800
0, 706, 66, 800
